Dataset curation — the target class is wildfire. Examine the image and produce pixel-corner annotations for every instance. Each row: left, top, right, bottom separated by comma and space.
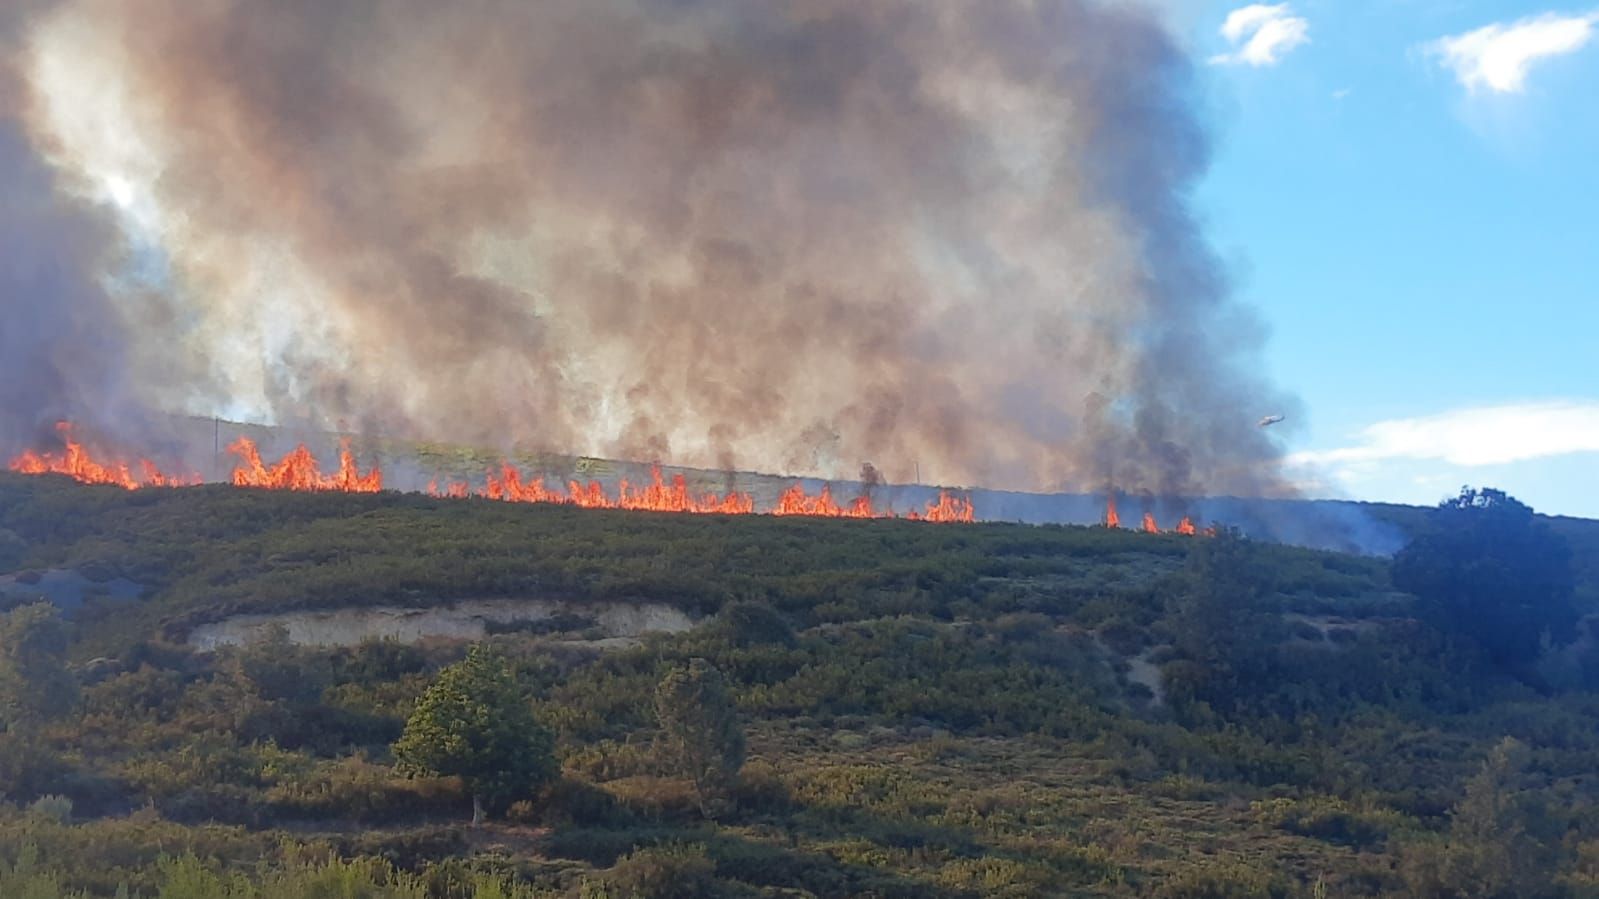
227, 437, 383, 493
483, 463, 565, 504
909, 490, 977, 523
10, 424, 976, 524
427, 479, 470, 499
476, 463, 757, 514
774, 483, 880, 518
619, 467, 756, 515
465, 461, 969, 521
6, 423, 193, 489
1104, 495, 1203, 537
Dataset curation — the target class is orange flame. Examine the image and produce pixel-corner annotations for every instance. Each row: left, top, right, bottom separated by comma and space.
618, 467, 756, 515
485, 463, 564, 504
465, 465, 969, 522
774, 483, 872, 517
427, 479, 471, 498
12, 425, 974, 524
1101, 491, 1204, 536
473, 463, 757, 515
227, 437, 382, 493
916, 490, 976, 523
6, 423, 192, 489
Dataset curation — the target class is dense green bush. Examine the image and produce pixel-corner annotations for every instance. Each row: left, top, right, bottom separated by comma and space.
1151, 864, 1301, 899
266, 756, 464, 823
711, 601, 797, 648
1251, 796, 1410, 849
585, 842, 722, 899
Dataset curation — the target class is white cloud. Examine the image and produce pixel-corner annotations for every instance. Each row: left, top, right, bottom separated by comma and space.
1289, 400, 1599, 469
1209, 4, 1310, 67
1426, 11, 1599, 94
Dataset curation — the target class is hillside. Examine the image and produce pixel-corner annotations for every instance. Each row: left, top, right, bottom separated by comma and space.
14, 414, 1422, 554
1, 473, 1597, 897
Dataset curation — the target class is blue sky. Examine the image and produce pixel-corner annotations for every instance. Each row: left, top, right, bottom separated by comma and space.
1171, 1, 1599, 517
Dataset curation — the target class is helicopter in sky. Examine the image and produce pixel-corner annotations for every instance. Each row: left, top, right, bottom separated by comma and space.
1258, 414, 1285, 428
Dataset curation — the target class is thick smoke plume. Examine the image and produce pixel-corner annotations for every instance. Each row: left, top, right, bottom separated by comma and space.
0, 1, 140, 447
5, 0, 1297, 496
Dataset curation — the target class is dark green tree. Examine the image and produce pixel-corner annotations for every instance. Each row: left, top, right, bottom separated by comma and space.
1165, 528, 1281, 713
654, 658, 745, 817
714, 600, 796, 648
230, 624, 331, 704
0, 602, 78, 731
1399, 738, 1557, 899
393, 644, 556, 825
1393, 487, 1577, 671
0, 528, 26, 572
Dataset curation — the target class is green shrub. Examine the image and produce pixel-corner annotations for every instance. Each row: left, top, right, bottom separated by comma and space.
544, 828, 671, 867
26, 795, 72, 826
266, 756, 464, 823
1252, 796, 1407, 849
935, 856, 1050, 898
562, 740, 662, 782
1099, 617, 1151, 655
0, 733, 80, 806
1153, 862, 1299, 899
731, 760, 790, 813
0, 845, 87, 899
0, 529, 26, 573
590, 843, 721, 899
712, 602, 796, 648
521, 777, 634, 828
603, 776, 702, 821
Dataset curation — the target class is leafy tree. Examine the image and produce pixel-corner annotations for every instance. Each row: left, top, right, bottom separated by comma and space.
0, 528, 26, 571
1166, 528, 1281, 714
1399, 738, 1557, 899
654, 658, 745, 817
1393, 487, 1577, 672
0, 602, 78, 731
393, 644, 556, 825
230, 624, 331, 704
0, 730, 72, 803
714, 600, 796, 648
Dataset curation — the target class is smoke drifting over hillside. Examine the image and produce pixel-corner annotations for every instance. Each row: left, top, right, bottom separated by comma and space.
4, 0, 1296, 495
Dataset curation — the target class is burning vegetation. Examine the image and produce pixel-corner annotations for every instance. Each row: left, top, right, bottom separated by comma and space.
228, 437, 383, 494
7, 423, 1250, 534
6, 423, 196, 489
7, 424, 974, 523
1100, 492, 1201, 536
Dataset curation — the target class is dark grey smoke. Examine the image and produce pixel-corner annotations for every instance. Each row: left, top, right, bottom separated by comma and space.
6, 0, 1298, 497
0, 1, 136, 454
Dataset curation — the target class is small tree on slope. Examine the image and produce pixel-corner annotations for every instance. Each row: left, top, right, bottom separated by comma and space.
655, 658, 745, 817
393, 644, 555, 826
0, 602, 78, 733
